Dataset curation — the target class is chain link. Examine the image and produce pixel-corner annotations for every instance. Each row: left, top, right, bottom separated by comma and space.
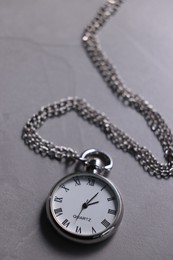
22, 0, 173, 179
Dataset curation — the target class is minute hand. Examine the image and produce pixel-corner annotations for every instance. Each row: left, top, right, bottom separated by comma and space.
86, 192, 99, 205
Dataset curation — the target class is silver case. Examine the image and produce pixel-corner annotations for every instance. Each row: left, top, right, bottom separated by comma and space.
46, 172, 123, 244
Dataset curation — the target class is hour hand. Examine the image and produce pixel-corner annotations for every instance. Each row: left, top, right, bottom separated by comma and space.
83, 200, 99, 208
87, 201, 99, 206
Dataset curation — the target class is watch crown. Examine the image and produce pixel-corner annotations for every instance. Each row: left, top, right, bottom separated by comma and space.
86, 157, 104, 174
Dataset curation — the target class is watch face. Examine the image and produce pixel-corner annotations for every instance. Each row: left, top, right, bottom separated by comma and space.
46, 172, 123, 244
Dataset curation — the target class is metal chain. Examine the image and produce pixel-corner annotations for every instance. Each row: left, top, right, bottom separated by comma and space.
22, 0, 173, 179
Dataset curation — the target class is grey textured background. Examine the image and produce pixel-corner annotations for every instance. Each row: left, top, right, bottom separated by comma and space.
1, 0, 173, 259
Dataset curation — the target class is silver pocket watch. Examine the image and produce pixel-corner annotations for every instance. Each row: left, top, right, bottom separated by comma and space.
46, 149, 123, 244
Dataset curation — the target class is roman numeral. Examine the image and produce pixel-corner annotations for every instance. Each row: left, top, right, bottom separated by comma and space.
62, 219, 70, 228
54, 208, 63, 217
101, 219, 110, 228
60, 184, 69, 192
75, 226, 82, 233
54, 196, 63, 203
87, 178, 95, 186
108, 209, 116, 215
107, 196, 115, 202
73, 176, 81, 186
92, 227, 96, 234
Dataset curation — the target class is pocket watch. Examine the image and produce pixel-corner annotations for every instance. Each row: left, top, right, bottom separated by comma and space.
46, 149, 123, 244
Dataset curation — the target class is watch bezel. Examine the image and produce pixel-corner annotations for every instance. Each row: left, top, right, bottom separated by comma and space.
46, 172, 123, 244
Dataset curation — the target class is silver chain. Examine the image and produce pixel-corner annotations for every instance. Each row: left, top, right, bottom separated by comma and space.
22, 0, 173, 179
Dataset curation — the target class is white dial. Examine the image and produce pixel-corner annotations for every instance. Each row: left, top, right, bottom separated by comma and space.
46, 172, 123, 244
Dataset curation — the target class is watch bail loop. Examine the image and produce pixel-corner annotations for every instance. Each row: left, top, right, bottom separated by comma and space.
78, 149, 113, 175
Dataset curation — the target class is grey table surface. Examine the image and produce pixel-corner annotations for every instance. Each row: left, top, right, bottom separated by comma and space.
1, 0, 173, 259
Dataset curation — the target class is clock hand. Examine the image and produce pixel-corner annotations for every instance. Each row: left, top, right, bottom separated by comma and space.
87, 201, 99, 206
75, 207, 83, 222
76, 193, 99, 221
75, 202, 88, 222
86, 192, 99, 205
